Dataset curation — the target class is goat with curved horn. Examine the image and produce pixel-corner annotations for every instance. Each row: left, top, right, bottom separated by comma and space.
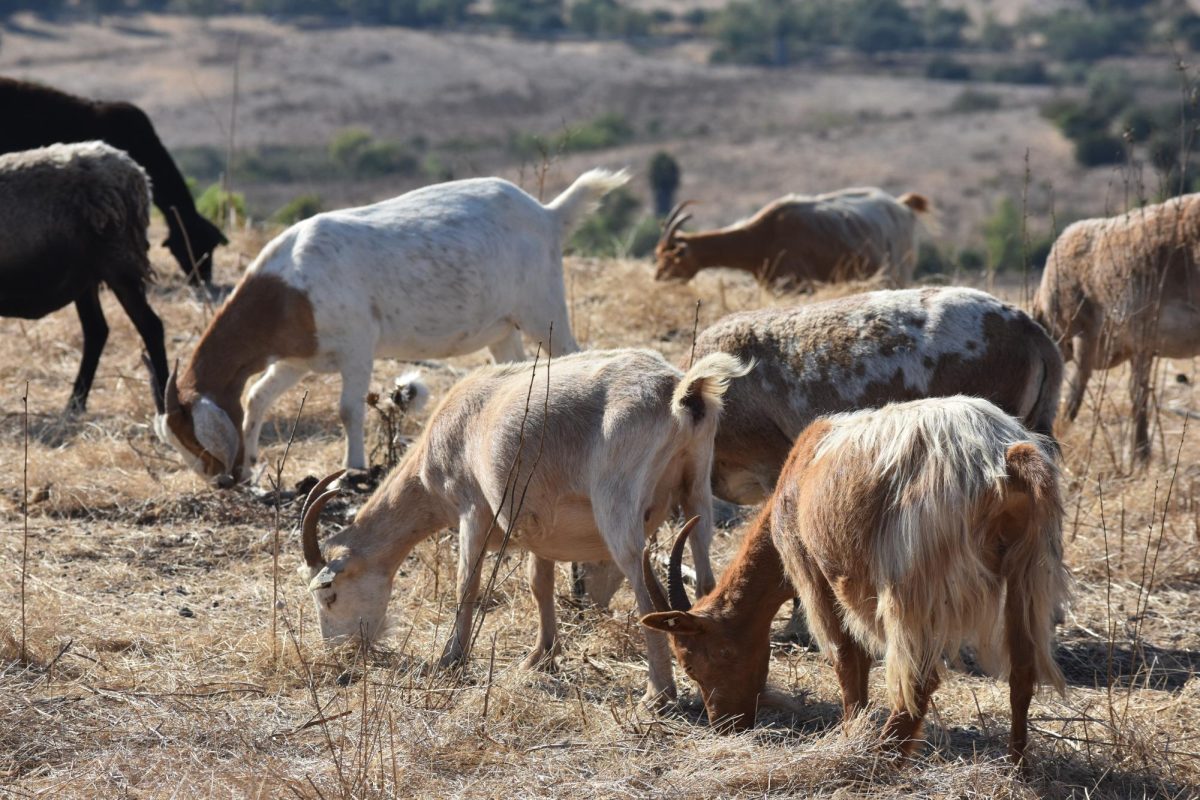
667, 516, 699, 612
301, 470, 345, 569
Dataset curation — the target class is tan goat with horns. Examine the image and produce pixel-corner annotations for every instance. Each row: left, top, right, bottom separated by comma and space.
297, 348, 750, 705
643, 396, 1069, 763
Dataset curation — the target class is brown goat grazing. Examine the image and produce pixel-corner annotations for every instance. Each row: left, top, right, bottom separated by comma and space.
654, 188, 930, 286
1032, 194, 1200, 464
643, 397, 1069, 763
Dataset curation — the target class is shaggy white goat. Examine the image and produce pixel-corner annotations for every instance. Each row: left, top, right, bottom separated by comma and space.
157, 168, 628, 485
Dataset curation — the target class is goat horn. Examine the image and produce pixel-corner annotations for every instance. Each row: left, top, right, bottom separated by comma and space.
642, 544, 670, 614
300, 470, 346, 526
301, 488, 341, 569
663, 213, 693, 245
667, 516, 700, 612
659, 200, 696, 244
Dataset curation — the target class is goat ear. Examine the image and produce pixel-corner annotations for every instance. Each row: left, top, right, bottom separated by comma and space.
640, 611, 704, 635
308, 564, 342, 592
191, 396, 240, 472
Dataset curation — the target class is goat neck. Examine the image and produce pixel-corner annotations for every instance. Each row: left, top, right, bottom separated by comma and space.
679, 224, 773, 278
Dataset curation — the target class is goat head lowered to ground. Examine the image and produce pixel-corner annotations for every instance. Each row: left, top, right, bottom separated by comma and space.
654, 187, 930, 287
1033, 193, 1200, 465
643, 396, 1069, 763
297, 348, 750, 705
157, 168, 627, 486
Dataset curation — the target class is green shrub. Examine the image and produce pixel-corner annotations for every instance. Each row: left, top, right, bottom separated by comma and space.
922, 2, 968, 49
195, 183, 246, 226
925, 56, 971, 81
987, 61, 1050, 85
273, 193, 322, 225
949, 90, 1002, 113
1029, 10, 1142, 62
330, 127, 374, 170
1073, 132, 1126, 167
492, 0, 564, 33
568, 187, 654, 258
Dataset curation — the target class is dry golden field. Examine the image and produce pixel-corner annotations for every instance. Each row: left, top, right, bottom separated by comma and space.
2, 220, 1200, 799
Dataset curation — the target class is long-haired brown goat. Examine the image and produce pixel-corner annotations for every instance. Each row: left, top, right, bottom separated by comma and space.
654, 187, 930, 286
642, 396, 1068, 762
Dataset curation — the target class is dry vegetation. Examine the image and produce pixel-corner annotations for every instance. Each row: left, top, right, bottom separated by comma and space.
1, 220, 1199, 798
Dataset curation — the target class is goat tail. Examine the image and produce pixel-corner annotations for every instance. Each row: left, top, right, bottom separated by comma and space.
671, 353, 752, 425
546, 168, 631, 234
898, 192, 930, 214
1001, 442, 1069, 696
392, 370, 431, 415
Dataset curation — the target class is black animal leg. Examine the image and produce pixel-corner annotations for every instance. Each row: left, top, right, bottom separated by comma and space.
68, 287, 109, 413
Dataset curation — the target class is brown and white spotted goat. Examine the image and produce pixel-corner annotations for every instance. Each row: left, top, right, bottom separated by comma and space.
643, 397, 1069, 763
298, 348, 749, 705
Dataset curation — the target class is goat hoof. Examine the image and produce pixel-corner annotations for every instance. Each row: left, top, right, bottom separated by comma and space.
521, 651, 560, 673
640, 686, 677, 713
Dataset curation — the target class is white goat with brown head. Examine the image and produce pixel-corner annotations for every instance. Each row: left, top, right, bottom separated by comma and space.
655, 187, 930, 287
643, 397, 1069, 763
298, 348, 750, 704
157, 169, 628, 486
1032, 194, 1200, 464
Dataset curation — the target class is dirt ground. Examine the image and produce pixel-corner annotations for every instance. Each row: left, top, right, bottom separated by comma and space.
2, 219, 1200, 797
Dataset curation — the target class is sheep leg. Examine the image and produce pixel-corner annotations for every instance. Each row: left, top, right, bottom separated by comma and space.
337, 359, 374, 472
522, 553, 560, 671
881, 669, 940, 756
109, 279, 168, 414
487, 329, 525, 363
438, 506, 491, 669
242, 362, 306, 475
1129, 349, 1154, 465
67, 287, 108, 413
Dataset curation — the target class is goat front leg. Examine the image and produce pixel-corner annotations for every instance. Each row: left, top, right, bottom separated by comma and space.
881, 669, 940, 757
68, 287, 108, 413
1128, 349, 1155, 466
438, 507, 492, 670
487, 328, 525, 363
242, 361, 306, 478
338, 358, 374, 473
522, 553, 560, 671
110, 277, 168, 414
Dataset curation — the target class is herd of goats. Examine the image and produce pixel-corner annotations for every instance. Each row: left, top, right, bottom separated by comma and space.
4, 74, 1200, 767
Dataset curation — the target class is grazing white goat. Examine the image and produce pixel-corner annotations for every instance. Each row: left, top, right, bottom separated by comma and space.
643, 397, 1069, 763
157, 168, 628, 485
1032, 194, 1200, 463
655, 187, 930, 286
0, 141, 168, 413
298, 348, 750, 704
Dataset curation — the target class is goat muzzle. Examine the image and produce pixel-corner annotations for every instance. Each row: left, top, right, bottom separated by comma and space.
667, 516, 700, 612
301, 470, 346, 569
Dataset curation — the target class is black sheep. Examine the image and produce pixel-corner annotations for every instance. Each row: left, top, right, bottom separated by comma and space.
0, 76, 226, 287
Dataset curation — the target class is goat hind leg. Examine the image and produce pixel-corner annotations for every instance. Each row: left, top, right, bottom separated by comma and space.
68, 288, 109, 413
337, 359, 374, 472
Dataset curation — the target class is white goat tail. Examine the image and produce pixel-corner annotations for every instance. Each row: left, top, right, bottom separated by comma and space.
671, 352, 752, 423
546, 168, 631, 233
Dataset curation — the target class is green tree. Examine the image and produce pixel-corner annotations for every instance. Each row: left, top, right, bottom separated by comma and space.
648, 152, 680, 217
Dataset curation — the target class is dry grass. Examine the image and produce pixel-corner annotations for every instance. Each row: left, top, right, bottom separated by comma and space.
2, 225, 1199, 799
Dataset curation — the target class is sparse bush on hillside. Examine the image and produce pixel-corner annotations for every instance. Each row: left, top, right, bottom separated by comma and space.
648, 151, 680, 217
982, 197, 1060, 273
1026, 9, 1145, 62
511, 113, 634, 159
195, 182, 246, 226
492, 0, 564, 33
925, 56, 970, 81
569, 0, 651, 37
1073, 132, 1127, 167
949, 89, 1002, 113
987, 60, 1050, 85
273, 192, 322, 225
568, 187, 657, 258
328, 128, 418, 177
